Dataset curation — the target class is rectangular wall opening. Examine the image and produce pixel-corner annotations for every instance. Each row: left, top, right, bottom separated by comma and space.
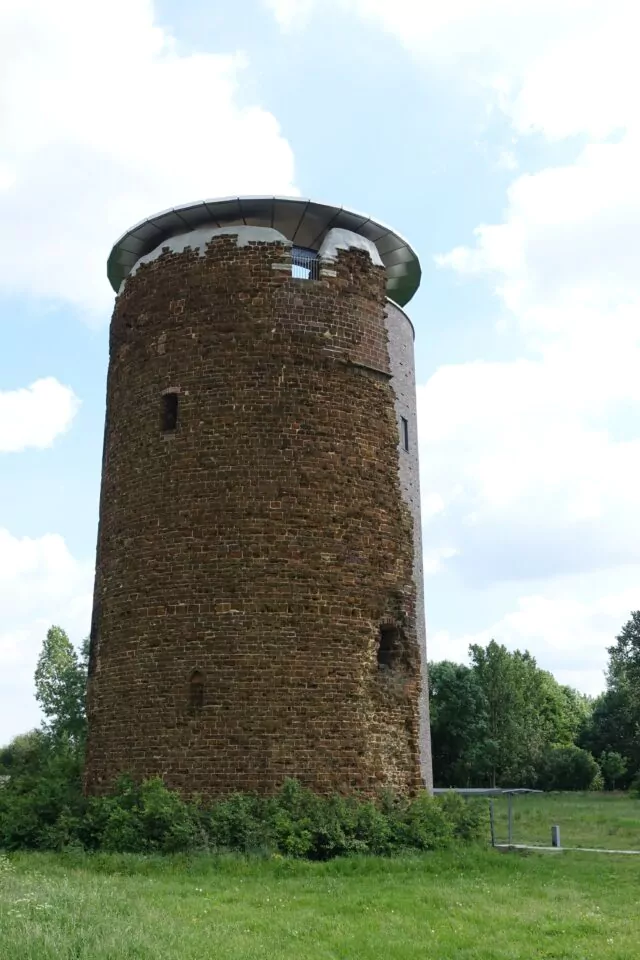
378, 625, 400, 669
161, 392, 179, 432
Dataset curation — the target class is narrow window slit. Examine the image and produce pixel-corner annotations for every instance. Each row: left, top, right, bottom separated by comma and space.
189, 670, 204, 712
161, 392, 179, 432
401, 416, 409, 451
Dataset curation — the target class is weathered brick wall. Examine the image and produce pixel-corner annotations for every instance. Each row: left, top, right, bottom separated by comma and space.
85, 232, 424, 799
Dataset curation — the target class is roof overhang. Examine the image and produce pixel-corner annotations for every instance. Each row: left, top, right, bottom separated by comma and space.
107, 195, 421, 307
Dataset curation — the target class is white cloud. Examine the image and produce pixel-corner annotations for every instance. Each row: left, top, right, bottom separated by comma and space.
0, 378, 79, 453
438, 137, 640, 328
508, 9, 635, 140
265, 1, 628, 137
0, 0, 297, 316
345, 0, 597, 67
416, 351, 640, 586
264, 0, 316, 31
0, 528, 93, 744
266, 1, 612, 83
423, 546, 458, 577
428, 581, 640, 696
496, 150, 518, 172
421, 492, 446, 521
424, 120, 640, 585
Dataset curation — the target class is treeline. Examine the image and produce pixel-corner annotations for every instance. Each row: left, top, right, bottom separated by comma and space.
429, 612, 640, 791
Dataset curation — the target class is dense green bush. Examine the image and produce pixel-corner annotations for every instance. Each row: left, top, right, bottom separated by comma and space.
436, 788, 489, 840
81, 777, 203, 853
0, 734, 85, 851
536, 746, 601, 792
0, 765, 487, 858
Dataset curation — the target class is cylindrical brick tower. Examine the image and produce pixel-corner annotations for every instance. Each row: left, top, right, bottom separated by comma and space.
85, 196, 433, 799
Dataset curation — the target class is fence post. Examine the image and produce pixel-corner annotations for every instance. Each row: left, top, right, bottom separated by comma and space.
507, 793, 513, 845
489, 800, 496, 847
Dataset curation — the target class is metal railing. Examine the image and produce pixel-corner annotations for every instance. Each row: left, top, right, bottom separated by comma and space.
432, 787, 542, 847
434, 786, 640, 855
291, 247, 320, 280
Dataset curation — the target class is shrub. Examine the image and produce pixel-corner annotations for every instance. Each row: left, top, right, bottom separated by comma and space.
436, 790, 488, 841
0, 735, 86, 851
205, 792, 272, 854
0, 757, 490, 858
352, 800, 395, 856
537, 746, 601, 791
399, 792, 454, 849
83, 777, 201, 853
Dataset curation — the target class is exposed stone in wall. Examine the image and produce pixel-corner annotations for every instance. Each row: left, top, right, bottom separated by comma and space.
123, 225, 290, 291
85, 234, 424, 800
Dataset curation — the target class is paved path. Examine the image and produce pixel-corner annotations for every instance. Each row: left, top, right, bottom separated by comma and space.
495, 843, 640, 855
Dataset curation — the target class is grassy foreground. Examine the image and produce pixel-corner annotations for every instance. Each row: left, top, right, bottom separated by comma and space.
2, 845, 640, 960
491, 791, 640, 849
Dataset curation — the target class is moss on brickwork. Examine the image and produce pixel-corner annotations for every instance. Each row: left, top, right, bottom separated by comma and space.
85, 235, 422, 800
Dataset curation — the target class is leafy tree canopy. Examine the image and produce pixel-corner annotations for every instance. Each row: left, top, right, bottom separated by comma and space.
34, 625, 88, 745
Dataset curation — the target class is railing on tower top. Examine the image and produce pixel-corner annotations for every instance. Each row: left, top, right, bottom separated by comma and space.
291, 246, 320, 280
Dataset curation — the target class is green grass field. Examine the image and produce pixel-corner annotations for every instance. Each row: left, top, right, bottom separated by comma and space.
1, 794, 640, 959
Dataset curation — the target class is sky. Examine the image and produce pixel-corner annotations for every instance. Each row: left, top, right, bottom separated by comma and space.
1, 0, 639, 743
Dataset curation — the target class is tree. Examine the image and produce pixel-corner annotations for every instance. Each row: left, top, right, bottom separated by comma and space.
34, 626, 88, 744
469, 641, 546, 787
559, 686, 593, 743
428, 661, 488, 787
468, 641, 513, 787
578, 612, 640, 788
537, 745, 600, 791
465, 642, 593, 787
580, 689, 639, 788
0, 627, 89, 850
607, 611, 640, 707
0, 730, 47, 774
428, 642, 595, 788
600, 751, 627, 790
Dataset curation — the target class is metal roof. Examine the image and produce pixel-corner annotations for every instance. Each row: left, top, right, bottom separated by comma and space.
107, 196, 421, 306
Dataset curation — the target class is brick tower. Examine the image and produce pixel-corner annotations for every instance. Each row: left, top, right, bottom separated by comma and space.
84, 196, 433, 799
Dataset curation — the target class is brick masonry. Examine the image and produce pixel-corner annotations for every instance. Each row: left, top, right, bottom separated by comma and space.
84, 229, 433, 800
